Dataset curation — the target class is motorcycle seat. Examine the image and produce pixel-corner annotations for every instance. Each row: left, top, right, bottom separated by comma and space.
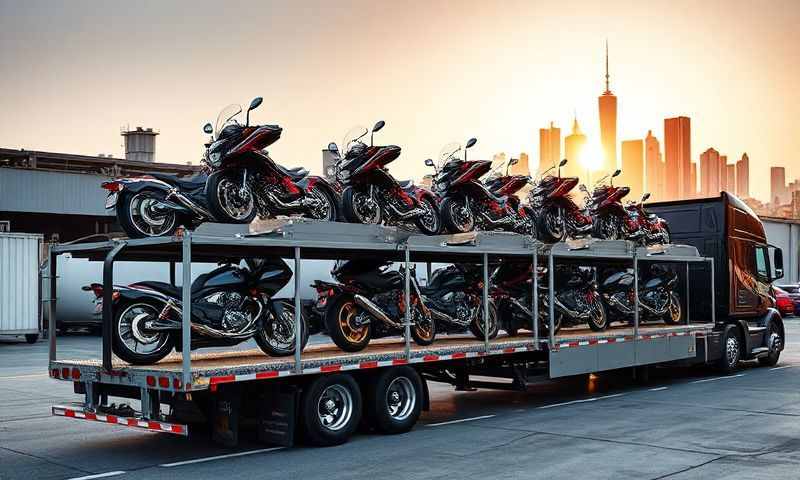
276, 164, 309, 181
134, 281, 182, 298
398, 179, 414, 189
150, 172, 208, 192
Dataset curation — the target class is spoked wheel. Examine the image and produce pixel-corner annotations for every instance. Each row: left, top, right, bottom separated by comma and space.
325, 295, 371, 352
468, 299, 499, 340
585, 292, 609, 332
255, 299, 309, 356
206, 173, 257, 224
365, 366, 423, 434
411, 304, 436, 346
414, 196, 441, 235
663, 292, 683, 325
592, 215, 622, 240
441, 197, 474, 233
112, 301, 174, 364
306, 185, 338, 221
758, 322, 783, 367
537, 207, 566, 243
342, 187, 381, 225
301, 374, 362, 446
118, 189, 178, 238
717, 325, 741, 374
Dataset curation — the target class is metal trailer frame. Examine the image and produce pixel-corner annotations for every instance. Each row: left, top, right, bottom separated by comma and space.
46, 220, 715, 437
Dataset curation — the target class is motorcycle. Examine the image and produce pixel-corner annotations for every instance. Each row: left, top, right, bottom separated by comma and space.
321, 259, 436, 352
420, 263, 499, 339
588, 169, 643, 241
526, 158, 593, 243
482, 158, 535, 234
491, 260, 608, 335
102, 97, 339, 238
332, 121, 441, 235
599, 264, 682, 325
626, 192, 671, 245
88, 258, 308, 364
430, 139, 525, 234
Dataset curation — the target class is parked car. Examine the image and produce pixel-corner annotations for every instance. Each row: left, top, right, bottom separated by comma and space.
777, 284, 800, 316
773, 286, 795, 317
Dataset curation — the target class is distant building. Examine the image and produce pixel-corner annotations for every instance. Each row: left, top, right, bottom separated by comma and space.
644, 130, 664, 200
689, 162, 698, 198
621, 139, 644, 201
598, 41, 617, 177
492, 152, 508, 170
664, 116, 691, 200
725, 163, 736, 195
121, 127, 158, 163
538, 122, 560, 170
321, 147, 339, 181
771, 166, 788, 204
511, 152, 530, 176
736, 153, 750, 198
563, 116, 586, 180
699, 148, 721, 197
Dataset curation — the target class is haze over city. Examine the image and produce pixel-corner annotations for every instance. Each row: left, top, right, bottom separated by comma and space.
1, 0, 799, 203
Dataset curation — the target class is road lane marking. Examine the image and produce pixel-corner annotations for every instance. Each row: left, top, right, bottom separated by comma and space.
690, 373, 745, 384
538, 393, 624, 409
648, 386, 669, 391
426, 414, 496, 426
0, 373, 49, 380
770, 365, 792, 371
160, 447, 284, 467
67, 472, 126, 480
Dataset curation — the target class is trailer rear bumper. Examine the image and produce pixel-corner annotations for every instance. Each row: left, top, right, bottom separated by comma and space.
52, 404, 189, 436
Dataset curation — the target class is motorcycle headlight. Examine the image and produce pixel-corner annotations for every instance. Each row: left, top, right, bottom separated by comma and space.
339, 169, 350, 180
209, 151, 222, 167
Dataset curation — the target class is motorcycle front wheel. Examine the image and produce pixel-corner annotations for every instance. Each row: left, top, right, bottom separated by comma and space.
112, 300, 174, 365
592, 215, 622, 240
342, 187, 381, 225
468, 299, 499, 340
411, 305, 436, 346
206, 172, 257, 224
585, 292, 609, 332
414, 196, 441, 235
663, 292, 683, 325
255, 299, 309, 356
441, 197, 474, 233
536, 207, 566, 243
305, 184, 338, 222
325, 294, 372, 352
117, 189, 178, 238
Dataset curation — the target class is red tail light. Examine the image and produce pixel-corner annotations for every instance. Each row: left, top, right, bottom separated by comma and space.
101, 181, 122, 192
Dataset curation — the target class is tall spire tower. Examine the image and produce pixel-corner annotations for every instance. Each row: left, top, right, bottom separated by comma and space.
598, 39, 617, 176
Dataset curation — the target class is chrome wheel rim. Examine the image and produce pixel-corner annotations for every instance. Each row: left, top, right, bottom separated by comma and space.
353, 190, 380, 224
264, 308, 296, 351
317, 384, 353, 431
668, 294, 682, 323
545, 211, 564, 240
450, 199, 473, 232
116, 303, 170, 357
217, 177, 254, 220
308, 188, 334, 220
418, 199, 439, 232
726, 336, 739, 367
129, 192, 176, 237
386, 377, 415, 421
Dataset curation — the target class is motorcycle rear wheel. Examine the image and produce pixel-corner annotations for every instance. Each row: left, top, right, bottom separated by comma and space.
112, 299, 175, 365
206, 172, 257, 224
413, 196, 441, 235
325, 294, 372, 352
342, 187, 381, 225
663, 292, 682, 325
592, 215, 622, 240
411, 305, 436, 346
536, 208, 566, 243
305, 184, 338, 222
441, 197, 474, 233
585, 293, 609, 332
255, 299, 310, 356
117, 189, 178, 239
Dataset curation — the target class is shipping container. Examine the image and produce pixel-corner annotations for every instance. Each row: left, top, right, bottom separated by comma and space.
0, 232, 43, 343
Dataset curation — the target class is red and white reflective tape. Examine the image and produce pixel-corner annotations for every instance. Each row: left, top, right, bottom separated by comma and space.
207, 346, 534, 385
52, 405, 188, 436
557, 331, 696, 350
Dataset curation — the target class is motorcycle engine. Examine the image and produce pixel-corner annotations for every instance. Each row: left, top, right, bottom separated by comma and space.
204, 292, 252, 331
441, 291, 472, 322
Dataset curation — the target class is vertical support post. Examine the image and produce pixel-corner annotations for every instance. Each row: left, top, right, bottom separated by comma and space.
181, 232, 192, 387
709, 257, 716, 324
102, 242, 125, 372
426, 262, 432, 286
483, 252, 489, 352
685, 262, 691, 325
47, 247, 58, 364
294, 246, 302, 373
548, 251, 555, 348
532, 248, 539, 348
404, 246, 411, 360
169, 261, 176, 287
633, 253, 640, 340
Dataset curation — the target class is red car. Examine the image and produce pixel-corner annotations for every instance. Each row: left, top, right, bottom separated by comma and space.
773, 286, 795, 316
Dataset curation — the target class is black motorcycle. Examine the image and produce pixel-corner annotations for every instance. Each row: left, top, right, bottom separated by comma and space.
599, 264, 682, 325
491, 261, 607, 335
420, 263, 498, 339
321, 259, 436, 352
92, 258, 308, 364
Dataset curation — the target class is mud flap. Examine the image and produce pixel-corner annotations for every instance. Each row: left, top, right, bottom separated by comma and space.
258, 386, 299, 447
211, 385, 241, 447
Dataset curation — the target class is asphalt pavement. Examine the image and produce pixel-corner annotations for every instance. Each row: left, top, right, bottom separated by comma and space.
2, 321, 800, 480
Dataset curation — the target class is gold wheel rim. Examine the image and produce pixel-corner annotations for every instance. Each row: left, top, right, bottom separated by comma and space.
339, 301, 368, 343
413, 307, 434, 341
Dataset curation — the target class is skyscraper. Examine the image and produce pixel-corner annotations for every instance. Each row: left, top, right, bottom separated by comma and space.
512, 152, 530, 176
598, 41, 617, 177
621, 139, 644, 201
736, 153, 750, 198
644, 130, 664, 200
700, 147, 721, 197
539, 122, 560, 170
690, 162, 698, 198
664, 116, 691, 199
725, 163, 736, 195
719, 155, 729, 192
771, 166, 787, 204
563, 116, 586, 180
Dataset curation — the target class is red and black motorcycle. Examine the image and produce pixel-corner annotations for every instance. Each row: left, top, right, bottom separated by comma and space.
626, 192, 671, 245
483, 158, 535, 234
332, 121, 441, 235
102, 98, 338, 238
430, 139, 523, 233
588, 169, 643, 241
526, 159, 592, 242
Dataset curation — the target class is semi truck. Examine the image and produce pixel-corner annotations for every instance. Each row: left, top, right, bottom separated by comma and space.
47, 193, 785, 447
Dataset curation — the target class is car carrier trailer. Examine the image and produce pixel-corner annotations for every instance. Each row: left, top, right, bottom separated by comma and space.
46, 212, 783, 447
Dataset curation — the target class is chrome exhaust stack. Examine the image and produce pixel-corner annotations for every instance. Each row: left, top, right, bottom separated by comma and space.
353, 294, 404, 329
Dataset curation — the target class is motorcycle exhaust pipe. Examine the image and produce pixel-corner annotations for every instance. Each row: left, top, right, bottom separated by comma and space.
353, 294, 404, 329
385, 202, 425, 221
262, 189, 321, 211
167, 189, 214, 220
150, 298, 264, 339
429, 307, 470, 327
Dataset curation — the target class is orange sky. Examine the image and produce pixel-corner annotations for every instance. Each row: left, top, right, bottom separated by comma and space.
1, 0, 798, 201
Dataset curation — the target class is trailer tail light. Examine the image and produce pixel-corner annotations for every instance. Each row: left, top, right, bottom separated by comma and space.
81, 284, 119, 301
146, 376, 156, 387
62, 367, 70, 379
51, 368, 59, 378
101, 181, 122, 192
158, 377, 169, 388
173, 378, 182, 389
71, 368, 81, 380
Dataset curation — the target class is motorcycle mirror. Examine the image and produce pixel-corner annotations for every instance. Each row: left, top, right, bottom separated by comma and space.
508, 157, 519, 166
328, 142, 339, 154
203, 123, 213, 134
613, 169, 621, 177
372, 120, 385, 133
641, 192, 651, 202
424, 158, 435, 167
465, 137, 477, 149
559, 158, 568, 167
246, 96, 263, 126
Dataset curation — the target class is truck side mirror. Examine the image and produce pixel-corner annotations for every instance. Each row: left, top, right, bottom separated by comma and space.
773, 248, 784, 280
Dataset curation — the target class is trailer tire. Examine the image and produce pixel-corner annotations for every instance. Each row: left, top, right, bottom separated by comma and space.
24, 334, 39, 344
301, 374, 362, 446
717, 324, 741, 374
365, 366, 422, 434
758, 321, 783, 367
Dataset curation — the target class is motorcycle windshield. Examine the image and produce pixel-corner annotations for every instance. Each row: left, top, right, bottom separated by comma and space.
214, 104, 243, 139
342, 126, 369, 157
438, 142, 463, 169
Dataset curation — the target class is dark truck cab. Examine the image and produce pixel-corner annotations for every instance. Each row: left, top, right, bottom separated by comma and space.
649, 192, 785, 370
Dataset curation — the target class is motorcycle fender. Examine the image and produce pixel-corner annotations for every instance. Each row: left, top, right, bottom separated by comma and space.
413, 189, 437, 207
298, 175, 338, 198
116, 178, 173, 195
115, 286, 174, 305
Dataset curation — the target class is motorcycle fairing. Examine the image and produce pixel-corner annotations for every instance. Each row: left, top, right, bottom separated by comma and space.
227, 125, 282, 158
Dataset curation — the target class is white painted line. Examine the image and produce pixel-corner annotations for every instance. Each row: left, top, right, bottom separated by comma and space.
596, 393, 624, 400
426, 414, 496, 426
0, 373, 49, 380
648, 386, 669, 392
770, 365, 792, 371
538, 393, 624, 409
66, 472, 126, 480
690, 373, 745, 384
160, 447, 284, 467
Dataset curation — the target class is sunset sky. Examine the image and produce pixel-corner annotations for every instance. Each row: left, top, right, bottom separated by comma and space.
1, 0, 798, 201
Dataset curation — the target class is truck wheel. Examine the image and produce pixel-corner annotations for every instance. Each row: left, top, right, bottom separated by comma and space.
365, 366, 422, 434
758, 322, 783, 367
301, 374, 362, 446
717, 325, 741, 374
24, 334, 39, 344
